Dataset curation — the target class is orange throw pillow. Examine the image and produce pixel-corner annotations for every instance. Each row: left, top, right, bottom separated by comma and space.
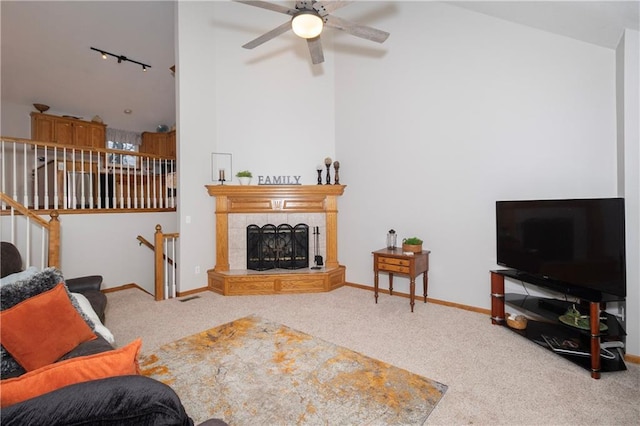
0, 338, 141, 407
0, 283, 96, 371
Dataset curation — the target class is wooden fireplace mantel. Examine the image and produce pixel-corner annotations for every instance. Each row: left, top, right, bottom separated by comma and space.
205, 184, 346, 296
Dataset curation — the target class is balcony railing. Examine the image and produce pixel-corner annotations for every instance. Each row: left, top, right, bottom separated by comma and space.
0, 137, 176, 212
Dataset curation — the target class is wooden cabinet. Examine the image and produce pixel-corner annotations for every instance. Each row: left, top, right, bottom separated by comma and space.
31, 112, 106, 148
140, 130, 176, 157
31, 113, 57, 141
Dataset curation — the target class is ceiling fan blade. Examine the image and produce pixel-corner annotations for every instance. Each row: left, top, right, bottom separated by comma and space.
314, 1, 352, 16
234, 0, 296, 16
324, 15, 390, 43
307, 37, 324, 64
242, 21, 292, 49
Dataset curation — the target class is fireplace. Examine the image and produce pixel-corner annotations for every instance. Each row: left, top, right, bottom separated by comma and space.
205, 185, 346, 296
246, 223, 309, 270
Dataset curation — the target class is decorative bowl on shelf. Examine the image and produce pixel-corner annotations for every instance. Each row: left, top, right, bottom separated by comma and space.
506, 313, 528, 330
558, 306, 608, 331
33, 103, 50, 113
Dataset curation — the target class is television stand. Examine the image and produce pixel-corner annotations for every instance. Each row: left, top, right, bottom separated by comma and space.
490, 270, 626, 379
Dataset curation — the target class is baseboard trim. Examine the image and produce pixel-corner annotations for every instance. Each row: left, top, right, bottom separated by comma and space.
625, 353, 640, 364
344, 282, 491, 315
176, 287, 210, 297
102, 283, 151, 295
104, 283, 208, 298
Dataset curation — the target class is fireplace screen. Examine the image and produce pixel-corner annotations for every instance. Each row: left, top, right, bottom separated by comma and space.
246, 224, 309, 271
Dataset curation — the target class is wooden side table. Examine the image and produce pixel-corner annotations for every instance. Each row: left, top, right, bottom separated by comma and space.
373, 248, 430, 312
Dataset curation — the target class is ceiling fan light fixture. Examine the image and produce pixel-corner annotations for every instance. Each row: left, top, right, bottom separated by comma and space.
291, 12, 323, 39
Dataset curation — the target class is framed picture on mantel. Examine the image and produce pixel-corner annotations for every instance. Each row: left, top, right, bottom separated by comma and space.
211, 152, 232, 184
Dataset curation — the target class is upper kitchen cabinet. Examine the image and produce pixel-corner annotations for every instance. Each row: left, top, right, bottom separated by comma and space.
31, 112, 106, 149
140, 130, 176, 157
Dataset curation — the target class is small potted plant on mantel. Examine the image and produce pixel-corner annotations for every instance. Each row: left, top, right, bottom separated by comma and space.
402, 237, 423, 254
236, 170, 252, 185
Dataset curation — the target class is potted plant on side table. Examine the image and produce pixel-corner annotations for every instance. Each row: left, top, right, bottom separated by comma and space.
402, 237, 423, 253
236, 170, 253, 185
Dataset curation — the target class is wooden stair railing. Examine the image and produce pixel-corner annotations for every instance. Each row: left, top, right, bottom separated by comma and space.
0, 192, 60, 268
137, 225, 179, 301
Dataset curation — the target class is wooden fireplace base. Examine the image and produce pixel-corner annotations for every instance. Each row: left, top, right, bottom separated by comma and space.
207, 266, 345, 296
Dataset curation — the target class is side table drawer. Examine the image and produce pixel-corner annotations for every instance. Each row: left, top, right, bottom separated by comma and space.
378, 257, 410, 266
378, 262, 410, 274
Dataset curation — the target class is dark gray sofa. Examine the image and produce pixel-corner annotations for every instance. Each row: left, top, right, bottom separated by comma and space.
0, 241, 225, 426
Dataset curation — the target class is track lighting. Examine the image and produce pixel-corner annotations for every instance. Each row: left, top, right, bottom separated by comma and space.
90, 47, 151, 71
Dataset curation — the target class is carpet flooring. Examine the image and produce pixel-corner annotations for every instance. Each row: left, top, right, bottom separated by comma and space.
140, 315, 448, 425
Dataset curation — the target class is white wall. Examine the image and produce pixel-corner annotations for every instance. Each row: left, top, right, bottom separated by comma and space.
58, 213, 177, 293
175, 1, 336, 292
336, 2, 616, 290
0, 102, 32, 137
617, 29, 640, 355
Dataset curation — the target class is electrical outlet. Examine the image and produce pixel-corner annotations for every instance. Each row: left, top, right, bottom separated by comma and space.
57, 162, 64, 170
194, 266, 200, 274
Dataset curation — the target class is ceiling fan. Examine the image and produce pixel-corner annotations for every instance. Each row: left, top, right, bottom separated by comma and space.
235, 0, 390, 64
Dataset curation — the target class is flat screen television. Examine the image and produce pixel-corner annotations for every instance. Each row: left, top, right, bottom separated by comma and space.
496, 198, 626, 299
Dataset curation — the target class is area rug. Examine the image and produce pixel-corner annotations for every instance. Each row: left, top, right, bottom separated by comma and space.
140, 315, 448, 425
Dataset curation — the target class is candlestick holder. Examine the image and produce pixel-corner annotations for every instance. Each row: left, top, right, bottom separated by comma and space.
316, 166, 323, 185
333, 160, 340, 185
324, 157, 332, 185
218, 178, 226, 185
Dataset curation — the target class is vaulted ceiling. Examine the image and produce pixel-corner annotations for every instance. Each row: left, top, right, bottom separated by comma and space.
1, 1, 175, 133
1, 1, 638, 134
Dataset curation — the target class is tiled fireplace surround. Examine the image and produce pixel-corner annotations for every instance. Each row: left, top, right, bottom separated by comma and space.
205, 185, 346, 296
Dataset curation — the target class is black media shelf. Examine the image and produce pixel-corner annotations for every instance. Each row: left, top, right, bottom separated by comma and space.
504, 294, 627, 339
501, 299, 627, 373
491, 270, 627, 378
